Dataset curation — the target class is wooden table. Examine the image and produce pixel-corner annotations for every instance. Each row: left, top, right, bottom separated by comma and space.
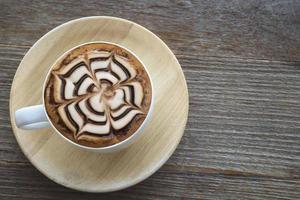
0, 1, 299, 199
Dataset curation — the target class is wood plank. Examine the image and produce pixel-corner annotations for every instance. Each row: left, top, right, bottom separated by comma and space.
0, 0, 299, 60
0, 162, 299, 200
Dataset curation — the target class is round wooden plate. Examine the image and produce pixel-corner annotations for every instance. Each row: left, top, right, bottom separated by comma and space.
9, 16, 189, 192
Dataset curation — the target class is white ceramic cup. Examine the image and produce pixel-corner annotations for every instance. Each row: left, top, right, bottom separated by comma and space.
14, 41, 154, 153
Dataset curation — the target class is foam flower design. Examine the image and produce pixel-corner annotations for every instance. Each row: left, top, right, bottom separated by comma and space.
51, 50, 144, 141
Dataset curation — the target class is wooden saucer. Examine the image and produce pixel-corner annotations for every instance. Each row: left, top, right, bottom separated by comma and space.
9, 16, 188, 192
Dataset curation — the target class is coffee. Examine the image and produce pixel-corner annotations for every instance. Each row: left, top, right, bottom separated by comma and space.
44, 43, 152, 148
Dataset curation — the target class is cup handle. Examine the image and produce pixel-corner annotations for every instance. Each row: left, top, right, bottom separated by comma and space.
14, 104, 51, 130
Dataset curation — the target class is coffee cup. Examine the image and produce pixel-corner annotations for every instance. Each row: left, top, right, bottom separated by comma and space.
14, 41, 154, 153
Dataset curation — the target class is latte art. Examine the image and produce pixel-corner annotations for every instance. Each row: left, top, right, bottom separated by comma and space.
44, 43, 152, 147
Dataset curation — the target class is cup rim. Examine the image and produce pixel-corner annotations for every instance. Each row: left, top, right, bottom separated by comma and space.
42, 41, 154, 151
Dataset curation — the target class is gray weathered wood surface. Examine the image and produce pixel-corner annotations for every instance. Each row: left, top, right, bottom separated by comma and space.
0, 0, 299, 199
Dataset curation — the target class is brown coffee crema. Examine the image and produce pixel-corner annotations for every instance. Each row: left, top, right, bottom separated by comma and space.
44, 43, 152, 147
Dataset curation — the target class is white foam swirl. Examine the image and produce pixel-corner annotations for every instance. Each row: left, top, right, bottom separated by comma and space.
52, 50, 145, 140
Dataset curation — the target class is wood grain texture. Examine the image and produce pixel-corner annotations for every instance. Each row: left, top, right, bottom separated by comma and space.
0, 0, 300, 199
